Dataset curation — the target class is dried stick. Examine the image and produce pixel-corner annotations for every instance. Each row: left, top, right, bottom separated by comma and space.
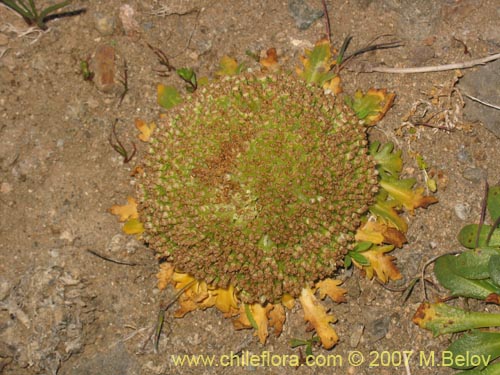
356, 52, 500, 74
321, 0, 331, 44
463, 93, 500, 110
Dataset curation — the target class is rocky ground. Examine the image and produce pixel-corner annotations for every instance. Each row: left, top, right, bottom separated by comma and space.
0, 1, 499, 374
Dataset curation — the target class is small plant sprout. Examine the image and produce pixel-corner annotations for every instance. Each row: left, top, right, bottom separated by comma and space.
1, 0, 73, 30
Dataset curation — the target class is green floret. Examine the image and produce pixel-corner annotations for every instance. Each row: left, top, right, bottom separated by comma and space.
138, 74, 378, 304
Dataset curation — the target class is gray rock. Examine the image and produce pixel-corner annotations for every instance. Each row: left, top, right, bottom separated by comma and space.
365, 316, 390, 343
462, 167, 487, 183
458, 59, 500, 138
288, 0, 324, 30
349, 323, 365, 348
94, 13, 116, 36
457, 145, 472, 163
454, 203, 470, 220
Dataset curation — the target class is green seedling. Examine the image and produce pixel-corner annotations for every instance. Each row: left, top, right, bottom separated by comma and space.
1, 0, 72, 30
80, 59, 93, 81
290, 336, 320, 357
414, 183, 500, 373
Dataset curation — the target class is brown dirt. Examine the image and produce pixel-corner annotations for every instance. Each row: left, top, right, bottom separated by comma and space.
1, 1, 499, 374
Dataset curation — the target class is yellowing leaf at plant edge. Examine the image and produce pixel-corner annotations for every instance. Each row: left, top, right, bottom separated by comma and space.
216, 55, 241, 76
157, 262, 174, 290
233, 303, 272, 344
110, 196, 139, 222
349, 88, 395, 125
260, 47, 279, 71
296, 38, 336, 86
315, 279, 347, 303
299, 287, 338, 349
355, 245, 402, 283
134, 118, 156, 142
157, 84, 182, 109
268, 304, 286, 336
123, 218, 144, 235
380, 178, 438, 215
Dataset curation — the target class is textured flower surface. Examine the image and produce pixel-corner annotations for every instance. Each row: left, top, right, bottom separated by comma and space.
137, 74, 378, 305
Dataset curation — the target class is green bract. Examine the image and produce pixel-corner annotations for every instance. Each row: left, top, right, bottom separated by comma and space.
138, 74, 378, 304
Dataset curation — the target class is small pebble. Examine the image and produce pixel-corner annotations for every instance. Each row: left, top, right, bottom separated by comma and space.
457, 145, 472, 163
119, 4, 141, 36
94, 13, 116, 36
366, 316, 390, 343
462, 167, 487, 183
349, 323, 364, 348
288, 0, 324, 30
91, 44, 117, 93
454, 203, 470, 220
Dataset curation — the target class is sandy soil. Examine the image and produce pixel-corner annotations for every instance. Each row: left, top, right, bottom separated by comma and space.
0, 1, 499, 374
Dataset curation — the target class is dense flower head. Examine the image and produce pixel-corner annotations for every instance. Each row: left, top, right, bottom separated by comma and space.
138, 74, 378, 304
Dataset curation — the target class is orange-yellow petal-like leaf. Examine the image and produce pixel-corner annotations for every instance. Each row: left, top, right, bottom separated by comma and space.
296, 38, 336, 86
110, 196, 139, 222
260, 47, 279, 71
174, 294, 199, 318
355, 221, 385, 244
356, 245, 402, 283
268, 304, 286, 336
349, 88, 395, 125
134, 118, 156, 142
323, 75, 342, 95
282, 294, 295, 309
212, 285, 239, 315
370, 200, 408, 233
380, 178, 438, 215
216, 55, 241, 76
232, 303, 272, 344
252, 303, 272, 344
299, 288, 338, 349
123, 218, 144, 235
157, 262, 174, 290
315, 279, 347, 303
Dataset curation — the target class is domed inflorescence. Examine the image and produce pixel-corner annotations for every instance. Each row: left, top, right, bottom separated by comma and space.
138, 74, 378, 304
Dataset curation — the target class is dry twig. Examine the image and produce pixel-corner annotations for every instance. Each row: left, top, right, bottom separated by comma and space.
351, 52, 500, 73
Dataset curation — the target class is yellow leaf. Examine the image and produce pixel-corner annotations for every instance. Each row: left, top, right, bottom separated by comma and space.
323, 75, 342, 95
259, 47, 279, 71
356, 221, 407, 248
296, 38, 336, 86
233, 305, 252, 330
174, 294, 199, 318
123, 218, 144, 235
157, 262, 174, 290
268, 304, 286, 336
212, 285, 239, 316
134, 118, 156, 142
252, 303, 272, 344
172, 272, 197, 291
355, 221, 385, 244
355, 245, 402, 283
380, 178, 438, 215
315, 279, 347, 303
232, 303, 272, 344
110, 196, 139, 222
282, 293, 295, 309
216, 55, 241, 76
299, 288, 338, 349
349, 88, 396, 125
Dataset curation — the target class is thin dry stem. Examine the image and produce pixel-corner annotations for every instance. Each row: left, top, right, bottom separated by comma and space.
354, 52, 500, 73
